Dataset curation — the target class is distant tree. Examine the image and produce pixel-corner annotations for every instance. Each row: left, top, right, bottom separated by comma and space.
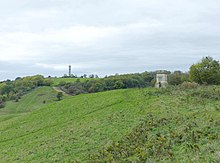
189, 57, 220, 84
15, 77, 21, 80
88, 82, 104, 92
103, 79, 114, 90
89, 74, 95, 78
43, 79, 53, 86
114, 81, 125, 89
95, 75, 99, 78
168, 73, 182, 85
70, 74, 76, 78
63, 74, 68, 78
67, 84, 86, 95
59, 81, 66, 86
174, 71, 182, 75
168, 71, 191, 86
32, 75, 44, 86
57, 92, 63, 101
0, 82, 13, 95
142, 71, 154, 86
74, 75, 77, 78
83, 74, 87, 78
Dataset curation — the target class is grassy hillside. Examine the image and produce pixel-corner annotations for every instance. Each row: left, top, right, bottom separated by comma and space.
0, 87, 68, 115
0, 86, 68, 125
0, 87, 219, 162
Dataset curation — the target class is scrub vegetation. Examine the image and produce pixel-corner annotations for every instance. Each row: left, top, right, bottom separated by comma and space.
0, 86, 219, 162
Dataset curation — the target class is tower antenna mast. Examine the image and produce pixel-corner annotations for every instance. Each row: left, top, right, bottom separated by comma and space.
69, 65, 71, 77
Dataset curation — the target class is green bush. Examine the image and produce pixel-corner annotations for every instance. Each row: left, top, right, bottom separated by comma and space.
180, 82, 199, 89
114, 81, 125, 89
168, 71, 190, 85
56, 92, 63, 101
0, 102, 5, 108
0, 97, 5, 108
190, 86, 220, 100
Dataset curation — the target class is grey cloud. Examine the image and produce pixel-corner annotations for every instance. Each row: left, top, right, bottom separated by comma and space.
0, 0, 220, 81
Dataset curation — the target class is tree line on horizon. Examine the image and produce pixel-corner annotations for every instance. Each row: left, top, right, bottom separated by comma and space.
58, 56, 220, 96
0, 56, 219, 107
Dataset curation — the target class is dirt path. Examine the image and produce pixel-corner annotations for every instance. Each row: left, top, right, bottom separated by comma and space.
53, 87, 70, 96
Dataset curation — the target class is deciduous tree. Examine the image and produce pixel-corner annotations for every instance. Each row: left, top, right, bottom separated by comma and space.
189, 57, 220, 84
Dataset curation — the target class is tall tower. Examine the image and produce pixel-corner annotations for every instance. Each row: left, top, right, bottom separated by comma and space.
69, 65, 71, 77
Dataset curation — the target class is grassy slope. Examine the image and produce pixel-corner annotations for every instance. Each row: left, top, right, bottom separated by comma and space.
0, 87, 63, 114
0, 87, 69, 123
0, 87, 219, 162
91, 88, 220, 162
0, 88, 157, 162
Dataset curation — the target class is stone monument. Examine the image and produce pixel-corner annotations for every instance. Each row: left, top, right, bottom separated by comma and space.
155, 70, 168, 88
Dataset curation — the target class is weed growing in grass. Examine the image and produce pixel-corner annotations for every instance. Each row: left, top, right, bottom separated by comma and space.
90, 111, 219, 162
90, 86, 220, 162
0, 86, 219, 162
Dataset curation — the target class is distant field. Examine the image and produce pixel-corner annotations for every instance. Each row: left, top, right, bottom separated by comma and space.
0, 86, 219, 162
0, 86, 68, 115
50, 77, 99, 86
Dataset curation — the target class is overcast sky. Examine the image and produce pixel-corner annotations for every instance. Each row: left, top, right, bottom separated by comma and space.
0, 0, 220, 80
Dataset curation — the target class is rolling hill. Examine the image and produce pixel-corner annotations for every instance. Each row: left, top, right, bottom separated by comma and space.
0, 87, 69, 124
0, 86, 68, 114
0, 86, 219, 162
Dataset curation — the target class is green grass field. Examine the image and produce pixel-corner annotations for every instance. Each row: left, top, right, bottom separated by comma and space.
0, 87, 64, 114
0, 86, 219, 162
0, 87, 69, 123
